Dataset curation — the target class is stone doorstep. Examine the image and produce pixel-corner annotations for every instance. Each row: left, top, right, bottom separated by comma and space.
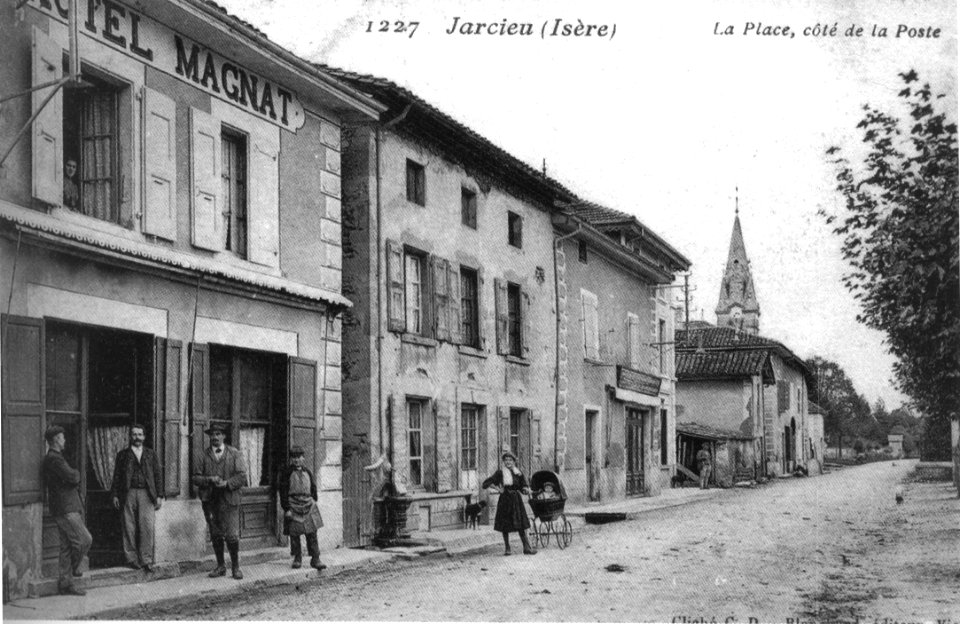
25, 546, 290, 598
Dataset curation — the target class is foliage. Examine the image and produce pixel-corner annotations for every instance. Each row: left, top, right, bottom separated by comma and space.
807, 356, 871, 446
823, 70, 959, 460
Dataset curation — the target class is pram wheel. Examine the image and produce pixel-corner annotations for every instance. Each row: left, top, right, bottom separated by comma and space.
561, 516, 573, 547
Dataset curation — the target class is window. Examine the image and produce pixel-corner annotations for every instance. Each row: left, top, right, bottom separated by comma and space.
406, 159, 425, 206
509, 408, 524, 462
627, 313, 641, 369
507, 211, 522, 248
461, 187, 477, 229
221, 127, 248, 258
407, 399, 424, 487
461, 405, 479, 470
581, 290, 599, 361
404, 250, 427, 335
507, 282, 522, 357
578, 240, 588, 263
658, 319, 667, 374
777, 380, 790, 413
460, 267, 480, 348
660, 409, 668, 465
62, 73, 121, 223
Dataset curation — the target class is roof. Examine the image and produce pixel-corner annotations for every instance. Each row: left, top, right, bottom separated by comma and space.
675, 326, 812, 384
808, 401, 827, 416
676, 349, 772, 382
716, 213, 759, 314
676, 422, 754, 441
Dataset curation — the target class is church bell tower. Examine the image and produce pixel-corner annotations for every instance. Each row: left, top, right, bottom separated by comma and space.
715, 201, 760, 334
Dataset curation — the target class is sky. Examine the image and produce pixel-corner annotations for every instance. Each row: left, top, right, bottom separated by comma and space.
216, 0, 957, 409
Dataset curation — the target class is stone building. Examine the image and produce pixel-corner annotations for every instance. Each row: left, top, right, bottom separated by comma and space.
553, 204, 689, 502
0, 0, 380, 599
333, 70, 575, 545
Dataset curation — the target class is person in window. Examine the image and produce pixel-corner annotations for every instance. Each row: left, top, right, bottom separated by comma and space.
192, 423, 247, 580
481, 451, 537, 556
277, 446, 326, 571
63, 158, 79, 208
42, 425, 92, 596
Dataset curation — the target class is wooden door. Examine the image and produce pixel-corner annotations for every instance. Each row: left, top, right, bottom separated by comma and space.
626, 409, 644, 496
585, 410, 599, 501
341, 434, 373, 547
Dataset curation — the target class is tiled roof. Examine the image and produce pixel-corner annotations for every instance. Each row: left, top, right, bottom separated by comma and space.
676, 422, 754, 441
570, 201, 634, 225
808, 401, 827, 415
676, 349, 770, 380
675, 326, 811, 383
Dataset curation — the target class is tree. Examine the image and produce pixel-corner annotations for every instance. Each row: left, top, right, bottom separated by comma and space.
823, 71, 959, 461
807, 356, 872, 455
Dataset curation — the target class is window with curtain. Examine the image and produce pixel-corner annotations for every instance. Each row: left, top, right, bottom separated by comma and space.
63, 76, 120, 223
407, 399, 424, 487
221, 127, 248, 258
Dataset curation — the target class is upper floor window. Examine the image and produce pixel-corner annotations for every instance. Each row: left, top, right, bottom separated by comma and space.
658, 318, 667, 374
507, 282, 523, 357
581, 290, 599, 361
460, 267, 480, 348
461, 187, 477, 229
507, 211, 523, 248
406, 159, 425, 206
578, 240, 588, 263
404, 250, 427, 335
62, 73, 122, 223
221, 127, 248, 258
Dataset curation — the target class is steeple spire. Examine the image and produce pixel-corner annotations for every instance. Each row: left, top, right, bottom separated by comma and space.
715, 196, 760, 334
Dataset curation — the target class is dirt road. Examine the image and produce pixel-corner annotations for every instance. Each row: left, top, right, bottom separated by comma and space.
111, 461, 958, 622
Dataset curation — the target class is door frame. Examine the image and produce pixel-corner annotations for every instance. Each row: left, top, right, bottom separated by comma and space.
625, 407, 646, 497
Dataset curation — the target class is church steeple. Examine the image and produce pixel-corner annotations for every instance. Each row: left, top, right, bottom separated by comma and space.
715, 196, 760, 334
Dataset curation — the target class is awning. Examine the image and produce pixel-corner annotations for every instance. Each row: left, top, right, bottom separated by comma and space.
676, 421, 753, 441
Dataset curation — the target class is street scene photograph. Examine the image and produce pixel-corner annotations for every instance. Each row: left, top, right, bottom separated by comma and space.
0, 0, 957, 622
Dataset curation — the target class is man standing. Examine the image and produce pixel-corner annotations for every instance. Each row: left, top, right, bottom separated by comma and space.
696, 443, 712, 490
42, 425, 92, 596
110, 424, 163, 572
192, 423, 247, 580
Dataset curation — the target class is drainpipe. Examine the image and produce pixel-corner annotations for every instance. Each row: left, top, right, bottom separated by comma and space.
552, 220, 582, 472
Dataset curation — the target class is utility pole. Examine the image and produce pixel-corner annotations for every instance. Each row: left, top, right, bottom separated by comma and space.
684, 273, 690, 333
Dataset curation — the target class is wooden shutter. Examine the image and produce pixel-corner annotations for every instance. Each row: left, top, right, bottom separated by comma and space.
431, 257, 450, 342
521, 288, 532, 358
388, 394, 407, 483
628, 314, 641, 369
582, 290, 599, 360
155, 338, 183, 497
189, 107, 221, 251
497, 406, 510, 457
1, 315, 45, 505
494, 278, 508, 355
142, 88, 177, 240
189, 343, 210, 497
530, 409, 542, 458
777, 381, 789, 414
386, 239, 405, 333
435, 400, 454, 492
476, 266, 486, 351
248, 141, 280, 267
288, 358, 318, 472
447, 262, 461, 345
32, 26, 63, 206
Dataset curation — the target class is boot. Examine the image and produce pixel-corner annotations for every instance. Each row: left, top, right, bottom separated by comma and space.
291, 536, 302, 569
306, 533, 326, 570
520, 531, 537, 555
227, 540, 243, 580
502, 532, 511, 556
208, 537, 226, 577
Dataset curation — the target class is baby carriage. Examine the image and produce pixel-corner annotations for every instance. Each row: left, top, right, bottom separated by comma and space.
528, 470, 572, 549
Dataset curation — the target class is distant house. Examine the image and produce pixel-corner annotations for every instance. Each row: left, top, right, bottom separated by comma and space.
808, 402, 827, 472
887, 425, 906, 459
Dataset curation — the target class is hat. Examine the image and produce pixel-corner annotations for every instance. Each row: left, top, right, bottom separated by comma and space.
289, 446, 305, 458
204, 422, 228, 435
501, 450, 517, 462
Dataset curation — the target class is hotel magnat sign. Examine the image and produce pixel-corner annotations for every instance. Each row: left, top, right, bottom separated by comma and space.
616, 365, 662, 397
29, 0, 306, 132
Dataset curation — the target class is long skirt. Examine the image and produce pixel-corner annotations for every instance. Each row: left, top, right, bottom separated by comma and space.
493, 489, 530, 533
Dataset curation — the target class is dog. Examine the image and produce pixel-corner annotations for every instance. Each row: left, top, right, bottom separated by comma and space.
464, 500, 487, 529
895, 486, 904, 505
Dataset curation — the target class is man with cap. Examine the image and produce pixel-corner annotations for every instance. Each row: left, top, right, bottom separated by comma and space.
277, 446, 325, 570
42, 425, 92, 595
192, 423, 247, 579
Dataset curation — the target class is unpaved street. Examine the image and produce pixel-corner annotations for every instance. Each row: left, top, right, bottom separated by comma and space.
111, 461, 959, 622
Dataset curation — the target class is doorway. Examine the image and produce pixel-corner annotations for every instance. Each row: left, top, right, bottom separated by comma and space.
585, 410, 600, 501
43, 321, 153, 571
625, 408, 645, 496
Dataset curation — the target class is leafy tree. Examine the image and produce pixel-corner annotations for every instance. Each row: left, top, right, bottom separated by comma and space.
807, 356, 872, 454
823, 70, 959, 461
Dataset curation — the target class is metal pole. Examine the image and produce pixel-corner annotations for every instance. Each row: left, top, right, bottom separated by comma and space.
68, 0, 80, 79
684, 273, 690, 332
0, 77, 70, 169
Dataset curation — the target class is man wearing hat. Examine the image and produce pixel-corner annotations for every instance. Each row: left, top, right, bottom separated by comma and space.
42, 425, 93, 595
192, 423, 247, 579
277, 446, 325, 570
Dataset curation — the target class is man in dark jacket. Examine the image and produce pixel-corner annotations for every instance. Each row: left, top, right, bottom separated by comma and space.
277, 446, 325, 570
110, 424, 163, 572
42, 425, 92, 596
191, 423, 247, 579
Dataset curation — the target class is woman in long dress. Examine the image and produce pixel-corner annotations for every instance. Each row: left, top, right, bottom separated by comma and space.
481, 451, 537, 556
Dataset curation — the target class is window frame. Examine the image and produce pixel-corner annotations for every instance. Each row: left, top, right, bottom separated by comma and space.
403, 249, 428, 336
407, 398, 425, 488
460, 404, 479, 471
506, 282, 523, 357
507, 211, 523, 249
220, 125, 249, 259
406, 159, 426, 206
459, 267, 480, 348
578, 240, 588, 263
461, 187, 477, 229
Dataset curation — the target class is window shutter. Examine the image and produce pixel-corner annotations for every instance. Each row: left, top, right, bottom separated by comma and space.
389, 394, 407, 485
777, 381, 789, 414
494, 278, 508, 355
142, 87, 177, 240
248, 141, 280, 267
447, 262, 461, 345
431, 257, 450, 342
155, 338, 183, 497
32, 26, 63, 206
189, 343, 210, 497
476, 266, 486, 351
497, 406, 510, 457
288, 357, 318, 472
189, 107, 221, 251
582, 291, 599, 360
435, 400, 454, 492
628, 314, 641, 369
1, 315, 45, 505
531, 409, 542, 459
385, 240, 405, 333
521, 288, 532, 358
